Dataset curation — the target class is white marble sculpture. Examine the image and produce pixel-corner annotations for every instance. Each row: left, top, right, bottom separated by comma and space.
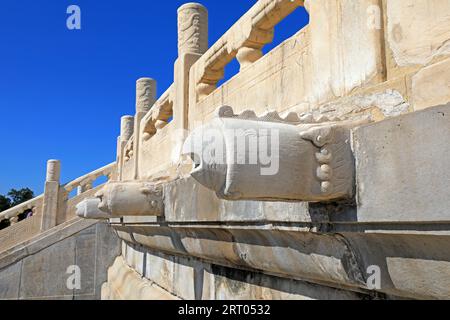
76, 198, 110, 220
183, 106, 368, 202
94, 182, 163, 218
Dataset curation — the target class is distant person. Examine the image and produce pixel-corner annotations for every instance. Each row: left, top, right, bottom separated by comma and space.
17, 209, 33, 222
25, 209, 34, 218
26, 208, 36, 219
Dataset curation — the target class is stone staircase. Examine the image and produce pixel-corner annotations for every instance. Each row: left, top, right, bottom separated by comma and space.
0, 162, 120, 299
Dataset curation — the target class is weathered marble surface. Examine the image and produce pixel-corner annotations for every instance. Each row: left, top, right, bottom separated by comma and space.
101, 256, 179, 300
386, 0, 450, 67
0, 221, 120, 300
112, 225, 450, 300
411, 58, 450, 111
116, 242, 367, 300
354, 104, 450, 223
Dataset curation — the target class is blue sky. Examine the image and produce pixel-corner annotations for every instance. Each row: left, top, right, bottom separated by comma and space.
0, 0, 309, 195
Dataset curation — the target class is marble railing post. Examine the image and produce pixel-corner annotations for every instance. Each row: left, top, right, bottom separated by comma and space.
175, 3, 208, 132
121, 115, 135, 142
117, 115, 134, 181
41, 160, 61, 232
135, 78, 156, 179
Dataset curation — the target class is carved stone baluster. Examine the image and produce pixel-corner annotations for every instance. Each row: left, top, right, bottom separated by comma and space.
62, 189, 70, 202
232, 21, 273, 70
236, 46, 263, 70
85, 181, 93, 191
195, 44, 228, 101
77, 181, 93, 195
9, 216, 19, 225
196, 81, 217, 100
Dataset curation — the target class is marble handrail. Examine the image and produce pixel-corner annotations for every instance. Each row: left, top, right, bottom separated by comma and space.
0, 162, 116, 234
0, 163, 116, 222
0, 195, 44, 222
141, 84, 174, 141
63, 162, 116, 195
192, 0, 304, 100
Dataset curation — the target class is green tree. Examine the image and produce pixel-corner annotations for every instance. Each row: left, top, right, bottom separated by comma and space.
1, 188, 35, 230
0, 195, 11, 212
7, 188, 34, 207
